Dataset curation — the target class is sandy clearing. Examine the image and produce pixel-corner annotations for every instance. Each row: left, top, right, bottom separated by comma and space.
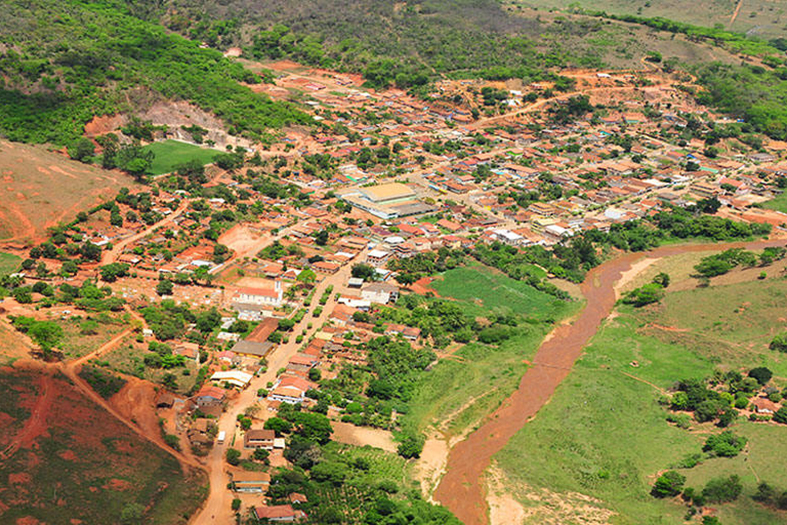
486, 467, 526, 525
613, 257, 657, 299
330, 420, 397, 453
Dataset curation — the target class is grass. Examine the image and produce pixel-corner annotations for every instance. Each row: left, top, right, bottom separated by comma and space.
0, 251, 21, 275
403, 327, 549, 438
433, 264, 568, 321
142, 140, 220, 176
760, 192, 787, 214
0, 139, 137, 242
58, 314, 127, 360
494, 272, 787, 524
402, 264, 580, 438
101, 337, 200, 394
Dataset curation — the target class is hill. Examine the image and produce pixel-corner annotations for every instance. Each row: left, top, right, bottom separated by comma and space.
0, 0, 309, 146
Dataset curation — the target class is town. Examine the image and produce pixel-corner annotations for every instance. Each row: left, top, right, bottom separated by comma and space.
3, 57, 787, 525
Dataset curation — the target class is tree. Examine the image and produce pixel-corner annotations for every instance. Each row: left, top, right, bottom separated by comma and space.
311, 461, 347, 485
351, 263, 376, 280
314, 229, 329, 246
769, 333, 787, 352
175, 160, 207, 184
156, 280, 173, 296
397, 433, 424, 458
68, 137, 95, 163
652, 272, 670, 288
703, 431, 747, 457
99, 262, 130, 282
264, 417, 293, 435
296, 269, 316, 285
773, 407, 787, 424
252, 448, 269, 462
226, 448, 241, 466
623, 283, 664, 307
120, 502, 145, 524
278, 318, 296, 331
702, 475, 742, 503
651, 471, 686, 498
231, 498, 241, 512
749, 367, 773, 385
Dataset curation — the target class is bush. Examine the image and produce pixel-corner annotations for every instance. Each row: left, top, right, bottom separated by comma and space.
703, 431, 747, 457
773, 407, 787, 424
769, 333, 787, 352
226, 448, 241, 466
651, 470, 686, 498
749, 367, 773, 385
623, 282, 664, 307
702, 475, 743, 503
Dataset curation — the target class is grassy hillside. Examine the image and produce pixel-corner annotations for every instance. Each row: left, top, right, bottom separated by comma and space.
495, 267, 787, 524
0, 0, 309, 145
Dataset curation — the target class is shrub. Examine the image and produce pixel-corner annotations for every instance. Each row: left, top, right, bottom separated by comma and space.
749, 366, 773, 385
702, 475, 742, 503
651, 471, 686, 498
769, 333, 787, 352
703, 431, 747, 457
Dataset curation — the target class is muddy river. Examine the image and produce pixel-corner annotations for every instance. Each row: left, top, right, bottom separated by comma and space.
433, 238, 784, 525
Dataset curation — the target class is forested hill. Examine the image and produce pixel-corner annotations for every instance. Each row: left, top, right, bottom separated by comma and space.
0, 0, 309, 146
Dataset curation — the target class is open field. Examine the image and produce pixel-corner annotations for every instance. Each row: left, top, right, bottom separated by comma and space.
57, 314, 129, 360
760, 193, 787, 214
0, 366, 207, 524
495, 265, 787, 524
509, 0, 787, 40
0, 140, 137, 244
432, 264, 574, 321
142, 140, 220, 176
0, 251, 21, 276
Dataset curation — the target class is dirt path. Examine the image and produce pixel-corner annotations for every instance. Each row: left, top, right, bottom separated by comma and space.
730, 0, 743, 25
101, 200, 190, 265
433, 237, 786, 525
0, 370, 54, 460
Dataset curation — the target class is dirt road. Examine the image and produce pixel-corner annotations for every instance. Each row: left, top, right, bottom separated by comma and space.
191, 252, 363, 524
101, 200, 190, 265
434, 237, 786, 525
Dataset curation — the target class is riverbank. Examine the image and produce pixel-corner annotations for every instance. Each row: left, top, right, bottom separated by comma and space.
433, 237, 787, 525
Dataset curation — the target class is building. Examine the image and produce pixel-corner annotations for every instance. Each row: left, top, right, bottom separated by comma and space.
234, 281, 283, 307
231, 471, 271, 493
251, 505, 307, 523
268, 376, 314, 404
244, 429, 276, 450
366, 249, 390, 266
210, 370, 254, 389
360, 282, 400, 304
231, 340, 274, 359
340, 182, 435, 219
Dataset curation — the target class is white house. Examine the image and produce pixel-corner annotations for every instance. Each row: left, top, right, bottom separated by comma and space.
234, 281, 283, 307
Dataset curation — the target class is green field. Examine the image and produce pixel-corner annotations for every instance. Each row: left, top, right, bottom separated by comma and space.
404, 265, 581, 437
142, 140, 219, 176
432, 264, 569, 321
494, 274, 787, 524
760, 193, 787, 214
0, 251, 21, 276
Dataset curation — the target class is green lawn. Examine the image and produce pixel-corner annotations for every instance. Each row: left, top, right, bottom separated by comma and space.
433, 264, 566, 321
141, 140, 219, 176
494, 278, 787, 524
760, 192, 787, 214
0, 251, 21, 276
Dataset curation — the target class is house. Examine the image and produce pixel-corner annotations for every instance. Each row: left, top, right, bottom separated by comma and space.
231, 471, 271, 493
173, 341, 200, 361
210, 370, 254, 389
367, 249, 391, 266
234, 281, 283, 307
251, 505, 307, 523
360, 282, 400, 304
244, 428, 275, 450
268, 376, 315, 404
187, 418, 214, 446
246, 317, 279, 343
752, 397, 779, 414
193, 386, 226, 407
231, 340, 274, 358
385, 323, 421, 341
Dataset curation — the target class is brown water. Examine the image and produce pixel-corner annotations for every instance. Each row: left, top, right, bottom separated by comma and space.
433, 238, 785, 525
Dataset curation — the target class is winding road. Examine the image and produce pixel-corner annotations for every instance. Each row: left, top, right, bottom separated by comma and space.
434, 237, 786, 525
